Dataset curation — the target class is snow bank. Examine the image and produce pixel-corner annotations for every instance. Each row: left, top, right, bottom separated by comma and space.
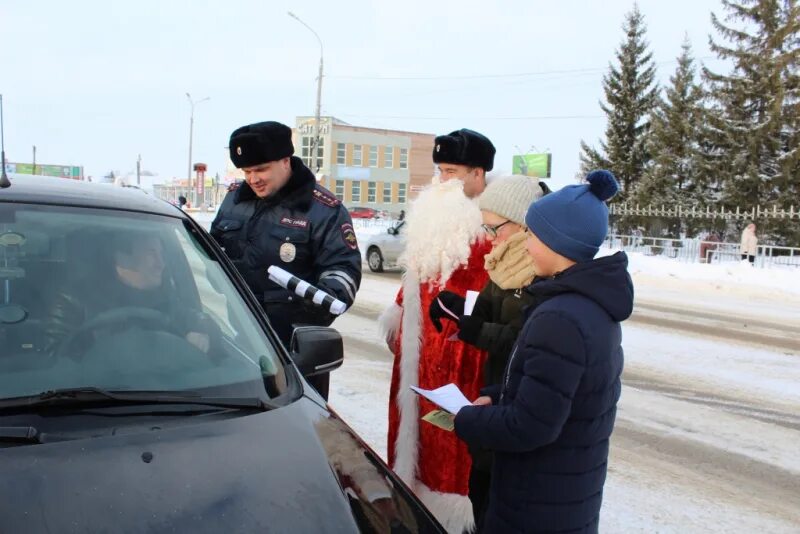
600, 246, 800, 298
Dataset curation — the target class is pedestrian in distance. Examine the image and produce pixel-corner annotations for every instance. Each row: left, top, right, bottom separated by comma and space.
454, 170, 634, 533
740, 223, 758, 265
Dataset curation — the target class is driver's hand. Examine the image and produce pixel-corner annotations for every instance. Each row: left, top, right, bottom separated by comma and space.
186, 331, 210, 353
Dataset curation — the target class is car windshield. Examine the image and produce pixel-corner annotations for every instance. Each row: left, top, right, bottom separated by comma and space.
0, 203, 288, 401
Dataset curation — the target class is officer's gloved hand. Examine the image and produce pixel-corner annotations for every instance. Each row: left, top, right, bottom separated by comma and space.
428, 291, 465, 332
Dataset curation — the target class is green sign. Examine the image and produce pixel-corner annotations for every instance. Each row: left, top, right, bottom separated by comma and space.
512, 154, 551, 178
7, 162, 83, 179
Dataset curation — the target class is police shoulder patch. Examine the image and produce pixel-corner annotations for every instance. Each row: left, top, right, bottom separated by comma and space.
341, 223, 358, 250
313, 187, 340, 208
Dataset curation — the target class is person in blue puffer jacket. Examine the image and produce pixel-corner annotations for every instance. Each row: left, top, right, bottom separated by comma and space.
453, 170, 634, 533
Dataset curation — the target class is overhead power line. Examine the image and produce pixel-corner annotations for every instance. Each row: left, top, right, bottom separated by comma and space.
328, 56, 719, 81
337, 114, 604, 121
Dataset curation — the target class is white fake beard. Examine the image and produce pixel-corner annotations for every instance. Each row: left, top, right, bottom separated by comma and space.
399, 177, 484, 285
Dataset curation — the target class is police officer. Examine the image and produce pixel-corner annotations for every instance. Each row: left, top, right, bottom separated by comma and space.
211, 121, 361, 398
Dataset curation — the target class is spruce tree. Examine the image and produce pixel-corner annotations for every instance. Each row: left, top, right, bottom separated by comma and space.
632, 39, 705, 210
703, 0, 800, 218
579, 4, 659, 200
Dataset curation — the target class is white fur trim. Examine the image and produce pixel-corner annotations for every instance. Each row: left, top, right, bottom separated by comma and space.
377, 302, 403, 344
393, 268, 422, 484
415, 482, 476, 534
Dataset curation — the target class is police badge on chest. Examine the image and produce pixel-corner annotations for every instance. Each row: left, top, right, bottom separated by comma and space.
279, 242, 296, 263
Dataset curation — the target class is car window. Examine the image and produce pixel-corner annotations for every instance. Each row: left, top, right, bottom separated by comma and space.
0, 203, 287, 400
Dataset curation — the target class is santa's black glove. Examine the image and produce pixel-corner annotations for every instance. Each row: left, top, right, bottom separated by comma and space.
428, 291, 465, 332
456, 314, 483, 345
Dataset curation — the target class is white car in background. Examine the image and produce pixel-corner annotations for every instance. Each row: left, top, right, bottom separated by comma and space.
362, 221, 406, 272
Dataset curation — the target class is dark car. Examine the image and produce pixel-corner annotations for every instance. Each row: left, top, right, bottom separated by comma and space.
348, 206, 378, 219
0, 176, 443, 533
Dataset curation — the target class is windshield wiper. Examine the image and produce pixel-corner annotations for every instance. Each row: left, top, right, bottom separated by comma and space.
0, 387, 276, 412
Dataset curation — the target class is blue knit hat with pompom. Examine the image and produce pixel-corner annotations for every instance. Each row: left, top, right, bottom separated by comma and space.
524, 170, 619, 262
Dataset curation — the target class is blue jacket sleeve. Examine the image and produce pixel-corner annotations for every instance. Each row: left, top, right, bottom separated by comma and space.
454, 311, 586, 453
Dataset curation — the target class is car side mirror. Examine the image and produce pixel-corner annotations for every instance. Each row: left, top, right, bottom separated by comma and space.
289, 326, 344, 377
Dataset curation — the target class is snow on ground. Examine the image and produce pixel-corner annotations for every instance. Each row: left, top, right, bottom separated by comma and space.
624, 323, 800, 408
599, 246, 800, 323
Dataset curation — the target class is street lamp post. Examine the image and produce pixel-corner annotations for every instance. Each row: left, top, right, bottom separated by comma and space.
0, 94, 9, 187
288, 11, 324, 172
185, 93, 210, 204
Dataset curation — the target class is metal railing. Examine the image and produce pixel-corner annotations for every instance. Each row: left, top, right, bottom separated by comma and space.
605, 234, 800, 268
609, 203, 799, 221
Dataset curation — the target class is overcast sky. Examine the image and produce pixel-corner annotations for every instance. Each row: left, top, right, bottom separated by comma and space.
1, 0, 727, 188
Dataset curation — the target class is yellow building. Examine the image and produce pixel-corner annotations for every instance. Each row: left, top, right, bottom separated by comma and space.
293, 116, 435, 212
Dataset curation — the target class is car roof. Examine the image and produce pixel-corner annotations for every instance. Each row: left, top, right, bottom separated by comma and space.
0, 176, 185, 218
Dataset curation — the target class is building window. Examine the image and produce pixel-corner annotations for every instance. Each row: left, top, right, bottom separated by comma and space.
398, 183, 407, 203
384, 146, 393, 168
399, 148, 408, 169
369, 146, 378, 167
353, 145, 362, 166
301, 136, 324, 169
336, 143, 346, 165
351, 180, 361, 202
335, 180, 344, 200
383, 182, 392, 203
367, 181, 376, 202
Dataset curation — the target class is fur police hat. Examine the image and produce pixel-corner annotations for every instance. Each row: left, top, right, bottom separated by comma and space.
432, 128, 496, 171
229, 121, 294, 168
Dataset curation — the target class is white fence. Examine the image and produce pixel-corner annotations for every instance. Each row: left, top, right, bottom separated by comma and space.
609, 204, 799, 221
605, 234, 800, 268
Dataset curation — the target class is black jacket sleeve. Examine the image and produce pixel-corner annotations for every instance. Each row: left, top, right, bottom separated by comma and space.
311, 204, 362, 311
458, 284, 520, 358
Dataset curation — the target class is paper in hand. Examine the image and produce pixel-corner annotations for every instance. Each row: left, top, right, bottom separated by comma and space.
422, 409, 455, 432
464, 290, 479, 316
410, 383, 472, 414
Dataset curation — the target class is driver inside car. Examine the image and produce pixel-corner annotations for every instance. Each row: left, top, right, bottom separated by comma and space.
43, 231, 215, 357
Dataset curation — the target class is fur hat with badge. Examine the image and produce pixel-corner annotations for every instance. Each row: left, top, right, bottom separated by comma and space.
432, 128, 496, 171
229, 121, 294, 168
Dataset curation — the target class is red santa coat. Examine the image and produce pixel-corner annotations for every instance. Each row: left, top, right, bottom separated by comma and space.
384, 238, 491, 533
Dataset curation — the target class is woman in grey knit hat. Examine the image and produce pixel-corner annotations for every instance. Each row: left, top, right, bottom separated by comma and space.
427, 174, 546, 531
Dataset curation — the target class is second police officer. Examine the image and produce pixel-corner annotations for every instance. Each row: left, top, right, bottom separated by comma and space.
211, 121, 362, 398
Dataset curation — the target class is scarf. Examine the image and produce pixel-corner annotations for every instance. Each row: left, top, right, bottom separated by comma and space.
484, 230, 537, 290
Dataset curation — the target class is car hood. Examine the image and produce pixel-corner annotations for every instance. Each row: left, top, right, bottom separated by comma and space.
0, 398, 440, 533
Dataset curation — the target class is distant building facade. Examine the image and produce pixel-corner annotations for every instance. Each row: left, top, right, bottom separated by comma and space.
224, 116, 436, 213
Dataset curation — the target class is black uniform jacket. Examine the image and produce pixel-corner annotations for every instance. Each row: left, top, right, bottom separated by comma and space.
211, 157, 361, 342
